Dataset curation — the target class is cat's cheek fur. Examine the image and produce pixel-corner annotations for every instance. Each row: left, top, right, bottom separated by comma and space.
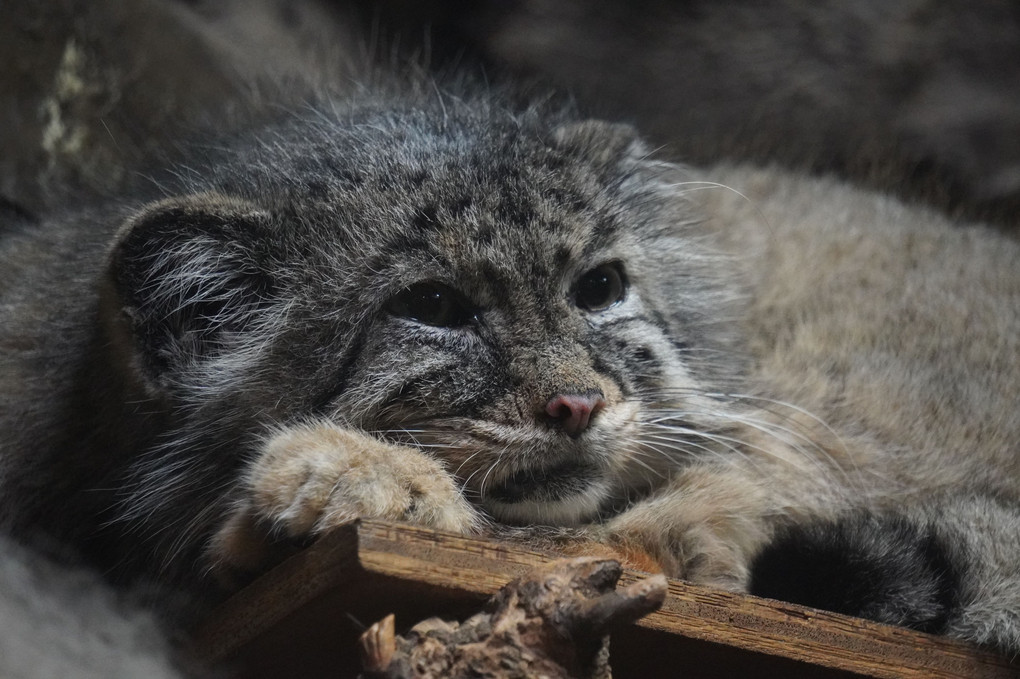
206, 421, 481, 575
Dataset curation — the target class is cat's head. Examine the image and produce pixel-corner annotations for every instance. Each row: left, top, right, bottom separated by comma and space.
106, 101, 747, 526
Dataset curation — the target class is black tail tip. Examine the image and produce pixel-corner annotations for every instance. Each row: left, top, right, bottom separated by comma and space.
748, 513, 961, 634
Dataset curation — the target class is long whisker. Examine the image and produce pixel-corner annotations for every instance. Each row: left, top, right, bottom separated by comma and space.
637, 428, 774, 476
473, 442, 513, 497
707, 392, 851, 458
663, 180, 775, 236
616, 441, 668, 479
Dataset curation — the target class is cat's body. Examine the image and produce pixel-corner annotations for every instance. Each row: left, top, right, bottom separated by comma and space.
619, 164, 1020, 646
2, 78, 1019, 658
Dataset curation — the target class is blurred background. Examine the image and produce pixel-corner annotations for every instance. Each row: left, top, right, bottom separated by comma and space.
4, 0, 1019, 229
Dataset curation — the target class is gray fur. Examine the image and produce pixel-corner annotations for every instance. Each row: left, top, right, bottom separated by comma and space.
1, 0, 1019, 666
0, 536, 183, 679
0, 94, 742, 578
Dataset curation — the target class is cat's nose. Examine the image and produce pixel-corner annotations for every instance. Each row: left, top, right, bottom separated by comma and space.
543, 391, 606, 437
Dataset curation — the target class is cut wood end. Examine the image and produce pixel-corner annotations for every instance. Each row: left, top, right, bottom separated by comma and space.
573, 572, 669, 635
620, 574, 668, 608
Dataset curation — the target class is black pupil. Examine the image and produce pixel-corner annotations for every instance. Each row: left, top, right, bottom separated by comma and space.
576, 264, 624, 311
388, 283, 466, 327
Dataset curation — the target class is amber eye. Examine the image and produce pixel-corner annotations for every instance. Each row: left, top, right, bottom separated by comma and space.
574, 262, 627, 311
385, 282, 474, 327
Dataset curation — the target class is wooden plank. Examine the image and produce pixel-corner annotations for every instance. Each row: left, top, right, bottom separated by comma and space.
190, 520, 1019, 679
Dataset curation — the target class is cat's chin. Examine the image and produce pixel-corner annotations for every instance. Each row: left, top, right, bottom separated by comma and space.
480, 460, 610, 526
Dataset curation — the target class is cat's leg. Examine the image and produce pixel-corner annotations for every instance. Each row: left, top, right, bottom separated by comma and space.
598, 462, 800, 591
749, 494, 1020, 655
606, 461, 1020, 654
207, 420, 482, 578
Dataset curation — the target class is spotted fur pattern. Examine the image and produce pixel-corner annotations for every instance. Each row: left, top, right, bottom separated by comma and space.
1, 85, 1018, 655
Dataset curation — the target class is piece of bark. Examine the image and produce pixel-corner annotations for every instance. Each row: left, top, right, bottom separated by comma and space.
357, 557, 667, 679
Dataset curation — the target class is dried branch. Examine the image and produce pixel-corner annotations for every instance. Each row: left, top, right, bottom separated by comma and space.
358, 557, 667, 679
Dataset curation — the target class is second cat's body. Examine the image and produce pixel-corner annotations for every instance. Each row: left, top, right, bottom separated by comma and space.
1, 79, 1018, 657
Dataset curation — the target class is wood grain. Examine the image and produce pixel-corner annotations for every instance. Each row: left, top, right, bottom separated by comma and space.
190, 520, 1019, 679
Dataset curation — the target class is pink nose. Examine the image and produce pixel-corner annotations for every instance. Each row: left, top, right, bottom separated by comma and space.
544, 392, 606, 437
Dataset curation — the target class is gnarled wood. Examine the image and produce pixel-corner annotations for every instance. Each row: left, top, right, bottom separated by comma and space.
355, 558, 667, 679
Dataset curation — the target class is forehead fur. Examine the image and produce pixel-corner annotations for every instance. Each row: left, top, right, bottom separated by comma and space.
184, 99, 654, 303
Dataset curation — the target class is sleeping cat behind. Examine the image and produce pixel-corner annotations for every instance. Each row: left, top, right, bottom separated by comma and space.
1, 75, 1018, 660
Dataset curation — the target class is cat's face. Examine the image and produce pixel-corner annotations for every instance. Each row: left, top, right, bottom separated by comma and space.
110, 104, 746, 526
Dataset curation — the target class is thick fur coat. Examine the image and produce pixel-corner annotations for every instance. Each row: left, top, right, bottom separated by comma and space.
1, 0, 1019, 673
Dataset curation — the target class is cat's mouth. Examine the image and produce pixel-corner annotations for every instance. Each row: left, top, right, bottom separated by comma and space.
487, 459, 597, 503
481, 459, 608, 525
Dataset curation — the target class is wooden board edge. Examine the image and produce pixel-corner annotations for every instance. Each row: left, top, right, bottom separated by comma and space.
188, 520, 1019, 679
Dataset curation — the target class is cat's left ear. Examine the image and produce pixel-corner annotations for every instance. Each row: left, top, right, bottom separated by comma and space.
104, 192, 278, 393
551, 120, 647, 167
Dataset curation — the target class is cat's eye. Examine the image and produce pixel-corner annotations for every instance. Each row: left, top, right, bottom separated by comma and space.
574, 262, 627, 312
385, 282, 474, 327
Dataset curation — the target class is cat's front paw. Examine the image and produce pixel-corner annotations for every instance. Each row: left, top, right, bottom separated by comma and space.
600, 466, 776, 590
208, 422, 480, 578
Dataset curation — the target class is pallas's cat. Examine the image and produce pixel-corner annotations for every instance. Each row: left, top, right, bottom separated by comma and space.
1, 88, 1018, 654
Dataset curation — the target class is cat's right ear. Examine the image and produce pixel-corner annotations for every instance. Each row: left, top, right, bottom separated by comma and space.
103, 193, 278, 394
551, 120, 646, 168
